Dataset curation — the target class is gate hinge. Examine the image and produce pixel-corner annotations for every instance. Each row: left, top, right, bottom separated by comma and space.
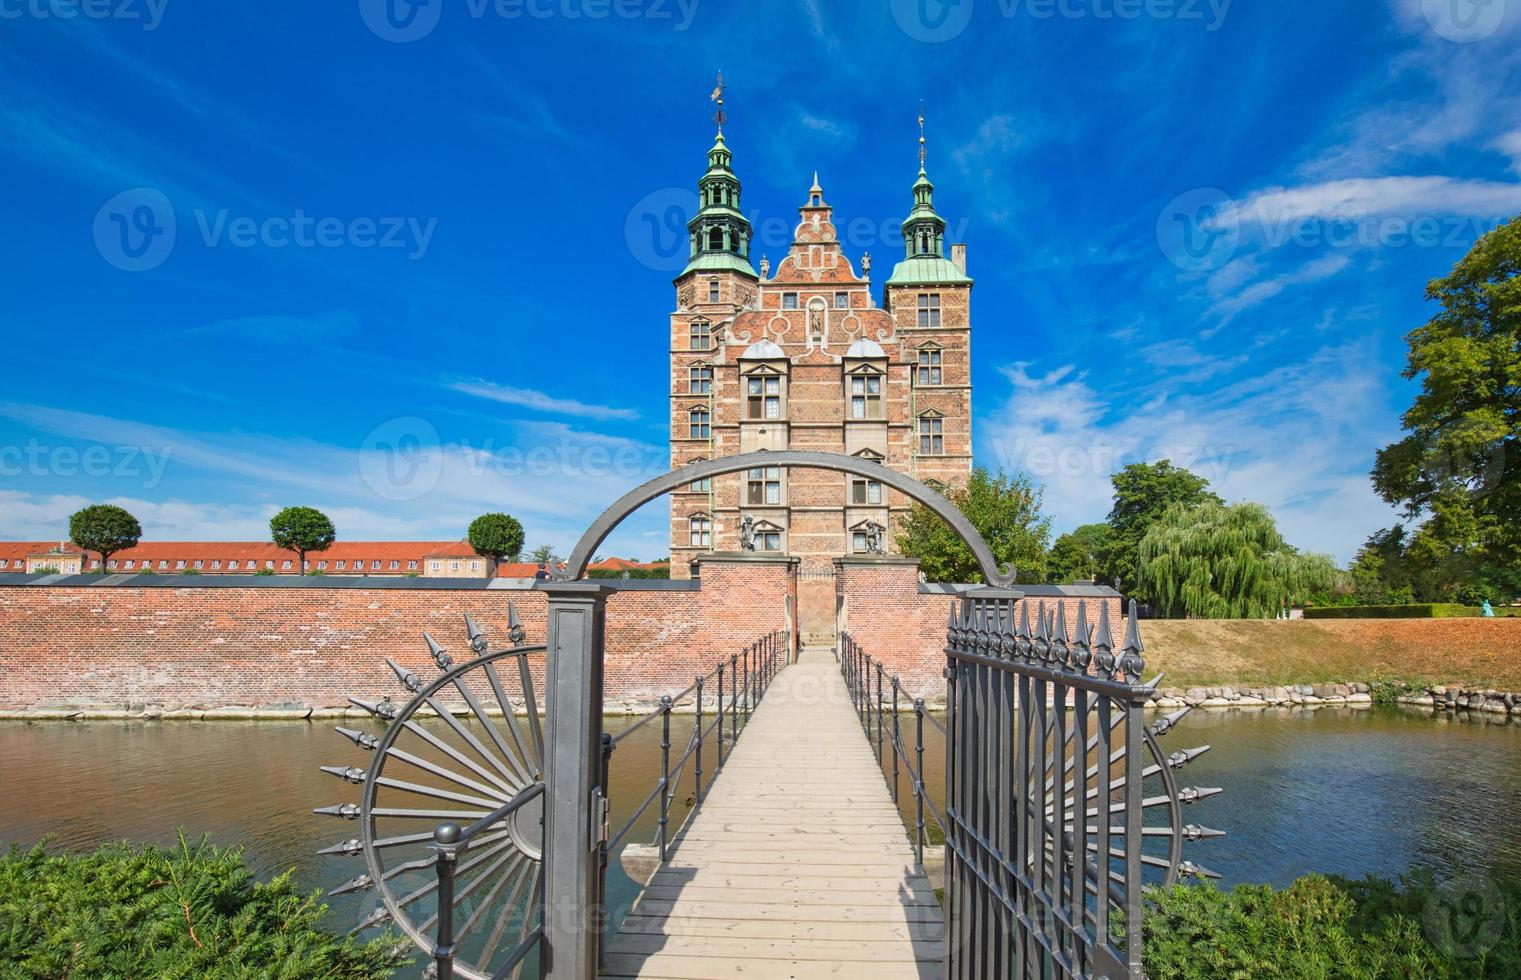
591, 788, 609, 850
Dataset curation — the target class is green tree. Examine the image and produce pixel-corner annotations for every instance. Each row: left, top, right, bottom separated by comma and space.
1136, 500, 1337, 618
896, 467, 1051, 583
68, 504, 142, 572
467, 512, 525, 577
1371, 215, 1521, 601
1104, 461, 1221, 597
527, 544, 561, 566
268, 506, 335, 574
1047, 523, 1111, 584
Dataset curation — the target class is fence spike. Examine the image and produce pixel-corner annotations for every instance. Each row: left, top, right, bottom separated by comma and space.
327, 873, 374, 897
1150, 706, 1191, 736
1124, 599, 1144, 654
464, 612, 488, 654
423, 632, 452, 671
320, 764, 367, 784
334, 726, 379, 751
1177, 861, 1223, 880
1168, 745, 1212, 768
384, 657, 423, 693
314, 803, 361, 819
1181, 824, 1227, 841
507, 600, 526, 644
1179, 786, 1224, 804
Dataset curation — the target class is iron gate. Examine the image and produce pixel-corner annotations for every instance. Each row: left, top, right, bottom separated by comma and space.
941, 590, 1221, 979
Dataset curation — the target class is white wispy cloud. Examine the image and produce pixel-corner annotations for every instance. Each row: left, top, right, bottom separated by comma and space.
447, 380, 640, 421
1231, 176, 1521, 228
1207, 253, 1352, 323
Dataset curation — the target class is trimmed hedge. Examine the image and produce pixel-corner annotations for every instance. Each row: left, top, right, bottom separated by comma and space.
1305, 603, 1479, 619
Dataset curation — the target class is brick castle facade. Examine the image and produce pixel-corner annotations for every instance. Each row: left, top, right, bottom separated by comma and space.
667, 119, 973, 638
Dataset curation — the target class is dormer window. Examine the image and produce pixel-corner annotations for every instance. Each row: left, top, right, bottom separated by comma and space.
917, 345, 943, 385
917, 293, 941, 327
689, 319, 711, 351
849, 369, 883, 420
708, 278, 720, 302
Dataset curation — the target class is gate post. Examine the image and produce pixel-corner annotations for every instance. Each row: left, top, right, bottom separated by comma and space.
542, 581, 612, 980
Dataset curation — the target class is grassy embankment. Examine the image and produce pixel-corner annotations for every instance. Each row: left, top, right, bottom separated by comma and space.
1139, 618, 1521, 689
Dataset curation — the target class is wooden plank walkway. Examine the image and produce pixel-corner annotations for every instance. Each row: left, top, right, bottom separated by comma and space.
601, 648, 943, 979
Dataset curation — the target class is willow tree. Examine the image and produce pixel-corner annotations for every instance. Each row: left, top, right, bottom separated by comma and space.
1135, 501, 1336, 619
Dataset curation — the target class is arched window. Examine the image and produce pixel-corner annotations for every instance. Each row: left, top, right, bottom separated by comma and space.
708, 227, 724, 251
689, 407, 711, 439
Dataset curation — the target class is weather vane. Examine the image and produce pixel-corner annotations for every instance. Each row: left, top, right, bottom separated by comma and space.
918, 103, 926, 169
711, 70, 725, 133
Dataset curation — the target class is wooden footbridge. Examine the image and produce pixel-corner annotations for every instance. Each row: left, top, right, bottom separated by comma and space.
317, 451, 1220, 980
600, 648, 942, 979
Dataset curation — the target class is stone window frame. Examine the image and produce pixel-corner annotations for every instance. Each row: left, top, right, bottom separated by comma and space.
916, 342, 944, 386
707, 278, 720, 302
850, 475, 883, 506
918, 411, 946, 455
689, 513, 713, 548
782, 292, 799, 310
750, 518, 786, 553
917, 292, 941, 328
689, 407, 711, 439
746, 465, 783, 506
834, 291, 849, 309
742, 365, 785, 421
689, 318, 712, 351
688, 362, 714, 394
846, 364, 885, 420
689, 476, 712, 493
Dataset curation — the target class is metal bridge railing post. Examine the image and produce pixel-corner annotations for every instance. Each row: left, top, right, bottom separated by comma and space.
913, 698, 926, 867
693, 675, 705, 804
716, 664, 726, 768
875, 662, 885, 766
658, 695, 672, 862
430, 823, 461, 980
891, 675, 901, 805
730, 653, 740, 746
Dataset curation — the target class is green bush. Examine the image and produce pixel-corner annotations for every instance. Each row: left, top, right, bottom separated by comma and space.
587, 566, 671, 580
1145, 872, 1521, 978
1304, 603, 1479, 619
0, 834, 407, 978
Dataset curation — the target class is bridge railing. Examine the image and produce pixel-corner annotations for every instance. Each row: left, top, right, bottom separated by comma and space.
598, 630, 787, 887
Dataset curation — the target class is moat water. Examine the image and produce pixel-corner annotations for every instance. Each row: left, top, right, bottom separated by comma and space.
4, 704, 1519, 963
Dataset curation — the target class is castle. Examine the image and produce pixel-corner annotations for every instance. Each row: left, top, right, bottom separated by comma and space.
667, 104, 973, 638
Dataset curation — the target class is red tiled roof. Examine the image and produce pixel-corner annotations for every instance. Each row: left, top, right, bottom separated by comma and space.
0, 541, 521, 575
589, 557, 667, 571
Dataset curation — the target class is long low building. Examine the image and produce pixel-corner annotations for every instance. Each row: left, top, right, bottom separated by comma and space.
0, 542, 664, 578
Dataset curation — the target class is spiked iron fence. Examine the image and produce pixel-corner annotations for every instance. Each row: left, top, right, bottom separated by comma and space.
842, 594, 1223, 979
316, 612, 786, 980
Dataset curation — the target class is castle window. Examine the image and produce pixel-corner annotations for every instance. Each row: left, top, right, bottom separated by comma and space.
917, 347, 943, 385
708, 228, 724, 251
834, 291, 848, 309
782, 292, 799, 310
689, 364, 713, 394
917, 293, 941, 327
690, 515, 712, 548
690, 477, 712, 492
689, 407, 711, 439
746, 375, 781, 420
849, 373, 883, 420
747, 467, 782, 506
851, 477, 883, 505
756, 529, 782, 552
919, 415, 944, 455
708, 278, 720, 302
689, 319, 711, 351
852, 531, 871, 553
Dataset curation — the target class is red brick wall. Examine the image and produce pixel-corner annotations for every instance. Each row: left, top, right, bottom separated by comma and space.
835, 560, 1124, 699
0, 558, 798, 714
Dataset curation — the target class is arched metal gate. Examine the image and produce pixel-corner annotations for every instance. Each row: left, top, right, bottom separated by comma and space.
316, 450, 1220, 979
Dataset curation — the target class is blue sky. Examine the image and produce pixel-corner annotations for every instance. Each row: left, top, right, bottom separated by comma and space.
1, 0, 1519, 565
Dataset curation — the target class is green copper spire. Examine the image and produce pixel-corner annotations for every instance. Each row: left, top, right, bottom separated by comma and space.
887, 109, 971, 286
681, 74, 755, 280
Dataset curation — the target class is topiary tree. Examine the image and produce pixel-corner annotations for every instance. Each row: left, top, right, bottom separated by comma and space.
268, 506, 335, 574
68, 504, 142, 573
1136, 500, 1337, 619
467, 513, 525, 577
